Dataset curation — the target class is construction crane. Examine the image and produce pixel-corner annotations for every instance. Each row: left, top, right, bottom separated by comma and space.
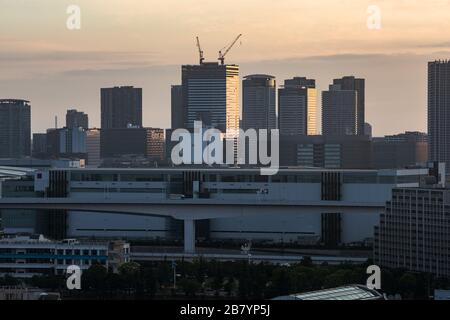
196, 36, 205, 64
218, 34, 242, 65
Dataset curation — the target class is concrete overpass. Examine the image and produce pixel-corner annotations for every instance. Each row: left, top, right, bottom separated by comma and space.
0, 197, 385, 254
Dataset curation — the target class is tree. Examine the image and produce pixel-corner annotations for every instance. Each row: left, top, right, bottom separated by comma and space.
83, 264, 108, 292
179, 278, 201, 297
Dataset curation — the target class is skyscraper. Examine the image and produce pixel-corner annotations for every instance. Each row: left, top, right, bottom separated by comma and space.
278, 77, 316, 136
182, 62, 239, 134
101, 86, 142, 129
428, 60, 450, 165
332, 76, 365, 136
242, 74, 276, 131
66, 109, 89, 129
0, 99, 31, 158
171, 85, 184, 130
322, 84, 358, 136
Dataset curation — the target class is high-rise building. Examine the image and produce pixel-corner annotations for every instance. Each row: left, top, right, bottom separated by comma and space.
428, 60, 450, 166
182, 62, 239, 134
171, 85, 184, 130
322, 84, 358, 136
278, 77, 316, 136
0, 99, 31, 158
332, 76, 365, 136
101, 86, 142, 129
242, 74, 276, 131
66, 109, 88, 129
86, 129, 101, 167
375, 170, 450, 278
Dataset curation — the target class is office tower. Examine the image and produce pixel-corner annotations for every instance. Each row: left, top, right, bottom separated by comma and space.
278, 77, 317, 136
171, 85, 184, 130
372, 132, 428, 169
182, 62, 239, 134
242, 74, 276, 131
332, 76, 365, 136
322, 84, 358, 136
86, 129, 101, 167
428, 60, 450, 166
46, 127, 87, 159
0, 99, 31, 158
66, 109, 88, 129
32, 133, 48, 159
101, 86, 142, 129
101, 127, 165, 161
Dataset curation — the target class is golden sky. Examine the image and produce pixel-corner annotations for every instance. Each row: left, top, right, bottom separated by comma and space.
1, 0, 450, 134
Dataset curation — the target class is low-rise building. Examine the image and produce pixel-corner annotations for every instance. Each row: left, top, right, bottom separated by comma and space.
0, 234, 130, 278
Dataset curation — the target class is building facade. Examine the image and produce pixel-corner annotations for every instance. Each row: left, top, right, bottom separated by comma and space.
171, 85, 184, 130
1, 167, 432, 246
242, 74, 276, 131
86, 129, 101, 167
322, 84, 358, 136
372, 132, 428, 169
0, 234, 130, 278
428, 60, 450, 167
101, 86, 142, 129
332, 76, 365, 136
375, 185, 450, 278
66, 109, 88, 130
278, 77, 317, 136
0, 99, 31, 159
100, 127, 164, 161
182, 63, 240, 134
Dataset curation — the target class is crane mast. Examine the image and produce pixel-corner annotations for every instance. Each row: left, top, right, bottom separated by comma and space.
196, 36, 205, 64
218, 34, 242, 65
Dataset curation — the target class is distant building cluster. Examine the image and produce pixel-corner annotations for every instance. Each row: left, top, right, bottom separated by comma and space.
1, 55, 450, 281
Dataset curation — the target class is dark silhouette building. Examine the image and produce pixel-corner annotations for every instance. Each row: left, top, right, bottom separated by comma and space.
0, 99, 31, 158
101, 86, 142, 129
242, 74, 276, 131
278, 77, 317, 136
66, 109, 88, 129
428, 60, 450, 167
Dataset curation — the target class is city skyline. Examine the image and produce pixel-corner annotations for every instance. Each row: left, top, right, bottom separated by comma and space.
1, 1, 450, 135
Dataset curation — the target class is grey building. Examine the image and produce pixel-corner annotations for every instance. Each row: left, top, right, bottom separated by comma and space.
32, 133, 48, 159
372, 132, 428, 169
322, 84, 358, 136
182, 62, 240, 134
278, 77, 317, 136
101, 86, 142, 129
66, 109, 88, 129
171, 85, 184, 130
375, 175, 450, 278
280, 135, 373, 169
0, 99, 31, 158
242, 74, 276, 131
101, 127, 165, 161
332, 76, 365, 136
46, 127, 87, 159
428, 60, 450, 167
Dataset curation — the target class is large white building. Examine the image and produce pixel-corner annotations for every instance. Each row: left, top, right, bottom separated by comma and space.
3, 166, 434, 247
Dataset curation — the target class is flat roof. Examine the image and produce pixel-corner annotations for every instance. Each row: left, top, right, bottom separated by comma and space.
273, 285, 383, 301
